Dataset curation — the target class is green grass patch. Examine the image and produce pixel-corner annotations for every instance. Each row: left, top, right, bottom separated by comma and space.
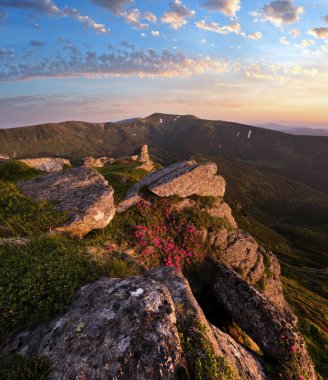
0, 354, 51, 380
97, 160, 149, 202
0, 161, 42, 182
0, 236, 138, 344
0, 181, 68, 237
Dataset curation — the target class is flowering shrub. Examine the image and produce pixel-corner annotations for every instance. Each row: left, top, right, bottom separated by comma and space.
131, 199, 201, 270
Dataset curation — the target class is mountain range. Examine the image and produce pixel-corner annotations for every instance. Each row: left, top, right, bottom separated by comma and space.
1, 113, 328, 193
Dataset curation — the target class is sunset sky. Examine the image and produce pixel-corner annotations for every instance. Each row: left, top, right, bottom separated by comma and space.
0, 0, 327, 128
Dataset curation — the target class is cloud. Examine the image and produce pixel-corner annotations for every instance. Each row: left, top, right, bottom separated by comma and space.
279, 36, 290, 45
0, 48, 229, 81
144, 11, 157, 23
248, 32, 263, 40
0, 0, 108, 33
0, 0, 58, 12
195, 20, 240, 34
151, 30, 160, 36
161, 0, 195, 30
90, 0, 133, 15
122, 9, 148, 29
298, 39, 315, 49
309, 27, 328, 39
289, 28, 300, 37
254, 0, 304, 27
199, 0, 240, 17
30, 40, 45, 47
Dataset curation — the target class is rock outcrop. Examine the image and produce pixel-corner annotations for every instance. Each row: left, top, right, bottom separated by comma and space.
149, 162, 226, 198
206, 198, 238, 229
83, 156, 114, 168
212, 230, 292, 317
1, 276, 185, 380
2, 268, 267, 380
18, 157, 71, 172
131, 145, 154, 172
18, 167, 115, 238
204, 259, 316, 379
117, 161, 226, 213
0, 153, 10, 160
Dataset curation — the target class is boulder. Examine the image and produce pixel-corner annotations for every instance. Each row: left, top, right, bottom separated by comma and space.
0, 153, 10, 160
1, 276, 185, 380
83, 156, 114, 168
148, 162, 226, 198
116, 161, 195, 213
19, 157, 71, 172
204, 259, 316, 379
18, 167, 115, 238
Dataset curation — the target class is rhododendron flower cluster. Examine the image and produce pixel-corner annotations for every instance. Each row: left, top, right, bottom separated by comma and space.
131, 200, 201, 270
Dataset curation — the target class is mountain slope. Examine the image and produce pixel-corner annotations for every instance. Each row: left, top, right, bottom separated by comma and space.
0, 113, 327, 192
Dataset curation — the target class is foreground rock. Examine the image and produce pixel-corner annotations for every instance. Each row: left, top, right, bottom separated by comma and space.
148, 267, 266, 380
2, 268, 267, 380
18, 167, 115, 238
2, 276, 185, 380
19, 157, 71, 172
83, 156, 114, 168
204, 259, 316, 379
131, 145, 154, 172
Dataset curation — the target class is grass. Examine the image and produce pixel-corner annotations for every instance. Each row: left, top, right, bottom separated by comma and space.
0, 354, 51, 380
0, 161, 42, 182
0, 181, 68, 238
97, 160, 149, 202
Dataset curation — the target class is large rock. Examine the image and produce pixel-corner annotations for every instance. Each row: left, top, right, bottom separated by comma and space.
83, 156, 114, 168
116, 161, 226, 213
19, 157, 71, 172
116, 161, 195, 213
214, 230, 291, 316
205, 259, 316, 379
149, 162, 226, 198
18, 167, 115, 238
148, 267, 266, 380
1, 276, 185, 380
2, 267, 267, 380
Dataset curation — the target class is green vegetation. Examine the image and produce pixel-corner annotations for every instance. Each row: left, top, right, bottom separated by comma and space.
179, 319, 234, 380
0, 161, 42, 182
0, 355, 51, 380
0, 181, 68, 237
97, 160, 149, 202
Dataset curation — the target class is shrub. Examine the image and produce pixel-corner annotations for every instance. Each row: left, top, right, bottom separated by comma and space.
131, 200, 201, 270
0, 161, 42, 182
0, 182, 67, 237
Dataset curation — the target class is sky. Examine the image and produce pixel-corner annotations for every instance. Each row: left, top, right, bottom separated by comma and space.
0, 0, 327, 129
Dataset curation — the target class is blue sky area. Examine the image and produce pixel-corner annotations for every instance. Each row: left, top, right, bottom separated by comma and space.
0, 0, 327, 128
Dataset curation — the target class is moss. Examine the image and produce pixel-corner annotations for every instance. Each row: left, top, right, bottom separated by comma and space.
0, 161, 42, 182
190, 195, 217, 209
0, 354, 51, 380
178, 318, 234, 380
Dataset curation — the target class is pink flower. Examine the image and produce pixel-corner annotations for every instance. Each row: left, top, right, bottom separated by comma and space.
298, 376, 304, 380
280, 334, 285, 340
290, 345, 297, 353
278, 373, 283, 378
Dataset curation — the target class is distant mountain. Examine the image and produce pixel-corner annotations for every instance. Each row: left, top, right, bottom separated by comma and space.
259, 123, 328, 137
0, 113, 327, 192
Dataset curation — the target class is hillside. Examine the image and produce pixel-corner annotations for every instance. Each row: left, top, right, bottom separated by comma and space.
0, 113, 327, 192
